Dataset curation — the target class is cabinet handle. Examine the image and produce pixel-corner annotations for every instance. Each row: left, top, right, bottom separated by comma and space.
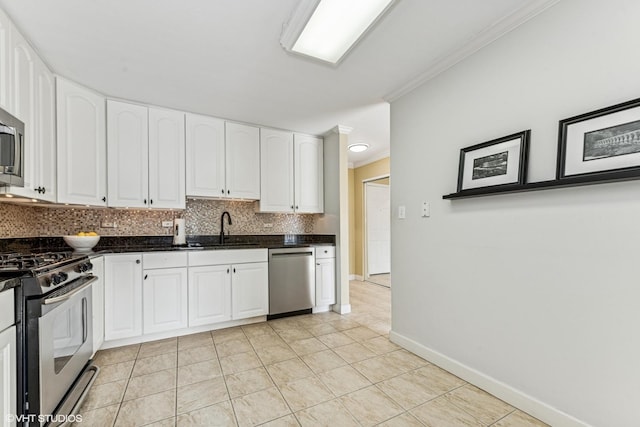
136, 259, 141, 264
42, 187, 46, 194
233, 268, 236, 273
227, 268, 229, 274
144, 274, 148, 280
317, 263, 320, 266
102, 196, 107, 202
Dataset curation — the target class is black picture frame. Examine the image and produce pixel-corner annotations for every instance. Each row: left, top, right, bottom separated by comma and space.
557, 97, 640, 179
456, 130, 530, 192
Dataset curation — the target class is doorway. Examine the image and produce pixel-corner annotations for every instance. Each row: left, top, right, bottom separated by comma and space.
364, 177, 391, 287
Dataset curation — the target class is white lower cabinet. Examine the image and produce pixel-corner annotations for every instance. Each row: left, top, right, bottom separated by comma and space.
104, 254, 143, 341
231, 262, 269, 319
188, 265, 232, 327
0, 288, 16, 427
0, 325, 16, 427
188, 249, 269, 324
315, 247, 336, 308
143, 253, 188, 334
91, 256, 105, 355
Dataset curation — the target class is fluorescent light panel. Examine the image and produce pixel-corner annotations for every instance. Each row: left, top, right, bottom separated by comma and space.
286, 0, 395, 64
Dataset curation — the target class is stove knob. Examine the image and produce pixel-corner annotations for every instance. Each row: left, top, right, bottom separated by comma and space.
59, 272, 69, 282
84, 261, 93, 272
51, 273, 65, 285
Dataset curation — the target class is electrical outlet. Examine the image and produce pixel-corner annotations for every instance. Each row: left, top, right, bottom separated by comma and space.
101, 221, 117, 228
161, 220, 173, 227
422, 202, 430, 218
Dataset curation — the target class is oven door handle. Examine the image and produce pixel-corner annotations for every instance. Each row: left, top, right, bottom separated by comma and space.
43, 275, 98, 305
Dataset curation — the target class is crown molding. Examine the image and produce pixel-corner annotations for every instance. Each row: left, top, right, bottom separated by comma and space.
327, 125, 354, 135
384, 0, 562, 102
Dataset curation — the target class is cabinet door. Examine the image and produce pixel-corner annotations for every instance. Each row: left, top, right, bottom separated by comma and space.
104, 254, 142, 341
34, 57, 56, 202
315, 258, 336, 307
186, 113, 226, 197
225, 122, 260, 199
91, 256, 105, 355
56, 78, 107, 206
143, 267, 188, 334
0, 8, 11, 113
149, 108, 185, 209
12, 28, 35, 192
107, 100, 149, 208
231, 262, 268, 319
294, 134, 324, 213
260, 128, 294, 212
0, 325, 16, 427
188, 265, 232, 327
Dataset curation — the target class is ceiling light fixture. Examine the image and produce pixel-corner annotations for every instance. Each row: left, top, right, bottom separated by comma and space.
280, 0, 396, 65
348, 143, 369, 153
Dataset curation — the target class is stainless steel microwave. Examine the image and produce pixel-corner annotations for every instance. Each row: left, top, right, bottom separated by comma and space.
0, 106, 24, 187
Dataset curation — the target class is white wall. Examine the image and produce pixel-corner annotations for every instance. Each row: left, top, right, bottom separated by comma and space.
390, 1, 640, 426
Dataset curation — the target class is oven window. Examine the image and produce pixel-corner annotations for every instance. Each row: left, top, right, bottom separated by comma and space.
51, 297, 87, 374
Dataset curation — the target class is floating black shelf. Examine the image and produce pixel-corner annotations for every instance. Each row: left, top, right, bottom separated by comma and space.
443, 169, 640, 199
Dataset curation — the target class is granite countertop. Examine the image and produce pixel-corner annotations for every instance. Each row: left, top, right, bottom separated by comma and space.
0, 234, 336, 255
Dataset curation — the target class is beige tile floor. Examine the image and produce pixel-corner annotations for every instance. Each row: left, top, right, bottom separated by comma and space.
77, 280, 548, 426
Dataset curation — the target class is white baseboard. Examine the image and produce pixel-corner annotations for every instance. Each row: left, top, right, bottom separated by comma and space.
349, 275, 364, 281
389, 331, 590, 427
333, 304, 351, 314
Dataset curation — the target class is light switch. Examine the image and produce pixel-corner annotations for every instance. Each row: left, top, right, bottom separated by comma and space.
398, 205, 406, 219
422, 202, 430, 218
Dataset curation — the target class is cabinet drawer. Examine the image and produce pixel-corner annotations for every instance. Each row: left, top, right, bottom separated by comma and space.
315, 246, 335, 259
143, 252, 188, 269
188, 249, 267, 266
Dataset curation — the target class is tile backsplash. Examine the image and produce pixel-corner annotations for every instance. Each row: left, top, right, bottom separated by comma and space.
0, 199, 319, 238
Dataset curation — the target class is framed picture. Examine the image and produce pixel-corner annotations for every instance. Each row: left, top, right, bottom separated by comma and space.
557, 97, 640, 179
456, 130, 530, 192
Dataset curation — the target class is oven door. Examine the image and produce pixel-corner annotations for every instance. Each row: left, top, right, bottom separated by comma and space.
38, 276, 95, 417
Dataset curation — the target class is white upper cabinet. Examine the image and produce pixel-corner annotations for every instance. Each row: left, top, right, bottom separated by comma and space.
260, 131, 323, 213
0, 8, 11, 113
148, 107, 185, 209
34, 57, 56, 202
107, 101, 185, 209
107, 100, 149, 208
56, 78, 107, 206
186, 118, 260, 200
294, 134, 324, 213
186, 113, 225, 197
6, 24, 56, 202
225, 122, 260, 199
260, 128, 294, 212
11, 27, 35, 192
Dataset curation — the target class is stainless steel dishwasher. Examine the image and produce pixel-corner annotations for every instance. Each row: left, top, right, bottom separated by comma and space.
268, 247, 316, 318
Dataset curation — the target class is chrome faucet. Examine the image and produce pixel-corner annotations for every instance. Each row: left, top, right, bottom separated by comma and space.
220, 211, 232, 244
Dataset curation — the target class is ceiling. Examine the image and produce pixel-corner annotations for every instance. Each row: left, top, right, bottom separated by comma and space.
0, 0, 558, 167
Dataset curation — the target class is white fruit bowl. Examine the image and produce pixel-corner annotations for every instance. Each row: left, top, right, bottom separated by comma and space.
63, 235, 100, 252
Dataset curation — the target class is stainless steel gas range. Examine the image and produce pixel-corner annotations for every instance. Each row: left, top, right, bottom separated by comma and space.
0, 252, 99, 426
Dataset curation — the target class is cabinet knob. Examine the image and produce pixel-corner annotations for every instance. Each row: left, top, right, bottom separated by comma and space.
143, 199, 147, 204
221, 189, 224, 194
227, 190, 230, 195
290, 205, 294, 209
42, 187, 46, 194
144, 274, 148, 280
150, 199, 153, 205
136, 259, 141, 264
227, 268, 230, 274
295, 206, 298, 209
233, 268, 236, 273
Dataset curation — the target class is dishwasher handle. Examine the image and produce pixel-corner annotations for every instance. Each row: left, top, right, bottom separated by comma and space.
271, 251, 314, 257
